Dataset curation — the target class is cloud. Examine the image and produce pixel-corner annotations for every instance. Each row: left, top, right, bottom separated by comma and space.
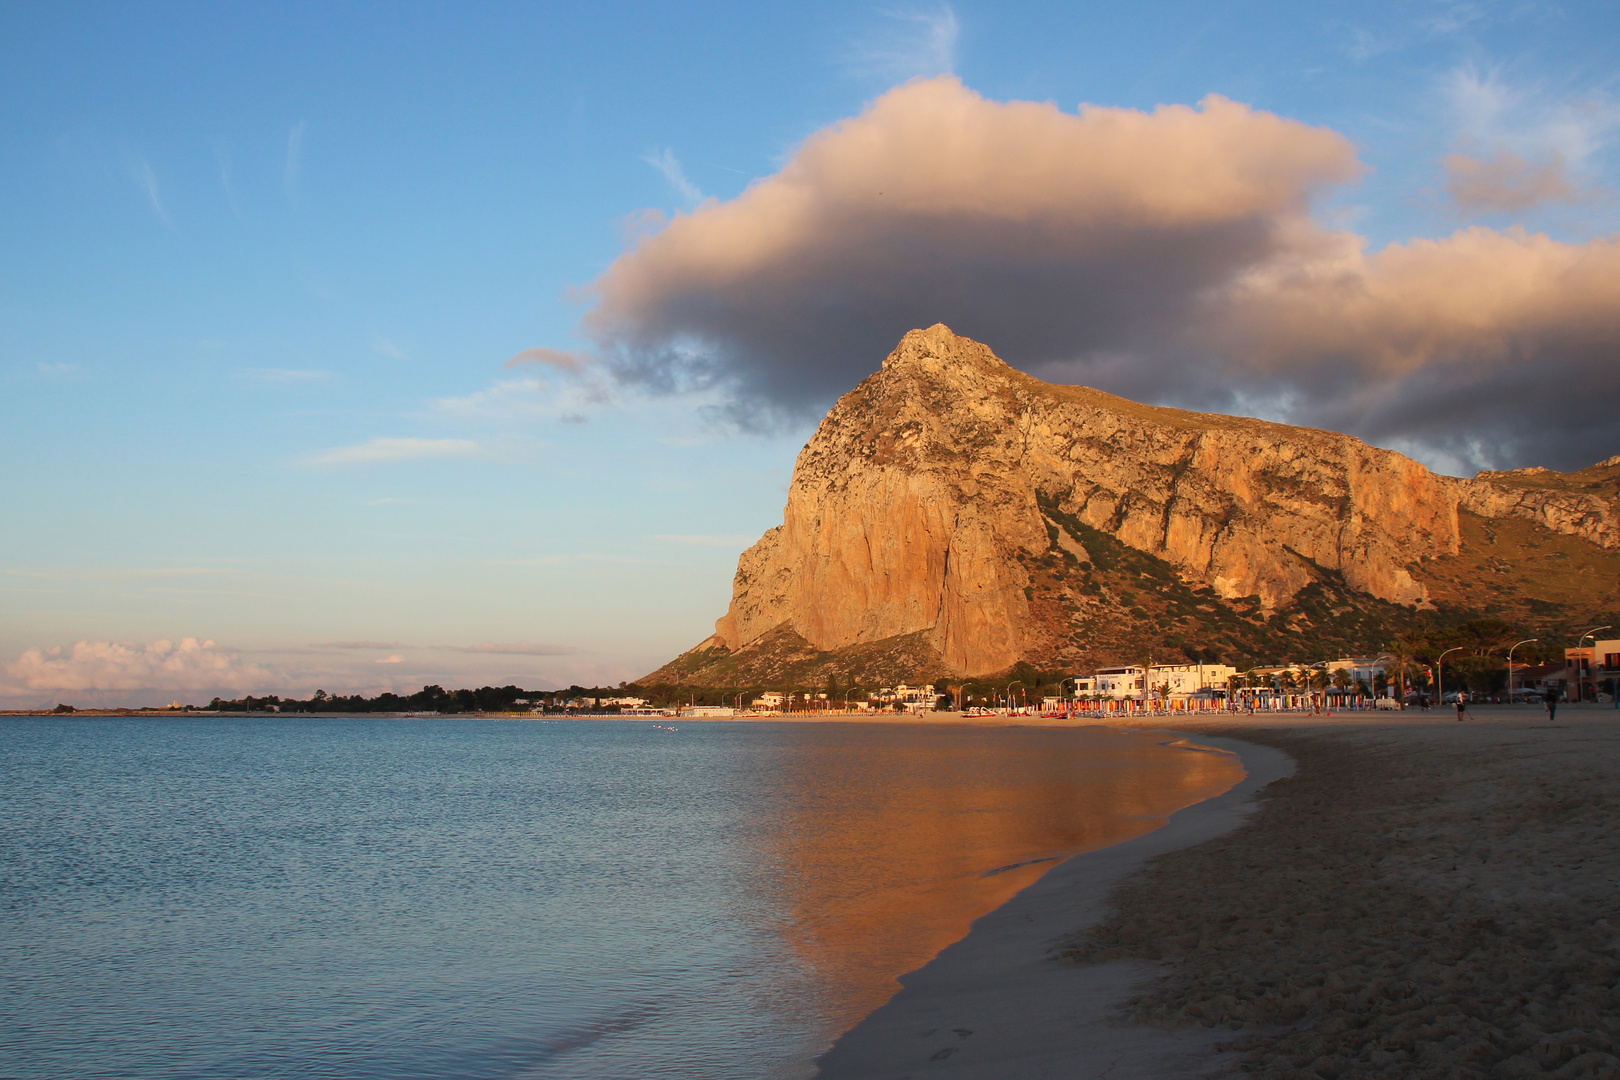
315, 641, 409, 650
134, 159, 169, 224
1441, 67, 1620, 180
1443, 149, 1581, 213
507, 346, 592, 371
644, 533, 757, 546
1, 638, 273, 701
450, 641, 577, 656
644, 148, 704, 205
582, 76, 1359, 416
1207, 225, 1620, 469
284, 120, 306, 199
577, 76, 1620, 470
370, 335, 408, 360
239, 367, 334, 383
376, 655, 405, 664
850, 5, 960, 82
306, 437, 482, 465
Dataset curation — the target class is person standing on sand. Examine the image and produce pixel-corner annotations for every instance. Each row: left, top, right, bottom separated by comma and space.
1546, 687, 1559, 721
1455, 690, 1467, 722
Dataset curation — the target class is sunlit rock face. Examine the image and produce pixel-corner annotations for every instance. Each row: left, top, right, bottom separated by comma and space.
705, 325, 1614, 679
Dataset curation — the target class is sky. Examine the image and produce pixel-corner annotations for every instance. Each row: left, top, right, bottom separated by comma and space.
3, 1, 1618, 706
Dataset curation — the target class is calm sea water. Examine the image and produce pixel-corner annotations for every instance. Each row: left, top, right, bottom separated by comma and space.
0, 716, 1240, 1079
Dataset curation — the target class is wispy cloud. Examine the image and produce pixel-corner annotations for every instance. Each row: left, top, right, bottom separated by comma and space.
370, 335, 408, 360
435, 377, 553, 419
284, 120, 306, 200
3, 565, 253, 583
508, 346, 592, 371
643, 148, 704, 205
644, 533, 756, 546
448, 641, 577, 656
848, 4, 959, 81
239, 367, 334, 383
376, 654, 405, 664
314, 641, 410, 651
134, 159, 169, 224
216, 143, 242, 217
306, 437, 483, 466
1442, 67, 1620, 175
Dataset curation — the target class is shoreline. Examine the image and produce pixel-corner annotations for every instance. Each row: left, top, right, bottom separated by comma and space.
815, 728, 1294, 1078
819, 705, 1620, 1079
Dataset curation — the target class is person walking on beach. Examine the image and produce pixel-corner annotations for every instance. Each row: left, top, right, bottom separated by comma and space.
1545, 687, 1559, 721
1455, 690, 1467, 722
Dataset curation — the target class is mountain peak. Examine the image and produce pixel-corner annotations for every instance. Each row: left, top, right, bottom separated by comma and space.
881, 324, 1011, 377
647, 330, 1619, 686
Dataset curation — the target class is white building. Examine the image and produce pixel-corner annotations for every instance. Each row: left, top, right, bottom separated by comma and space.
1325, 657, 1385, 688
892, 684, 938, 713
1095, 666, 1145, 699
1145, 662, 1237, 698
751, 691, 784, 712
682, 705, 735, 717
1567, 639, 1620, 701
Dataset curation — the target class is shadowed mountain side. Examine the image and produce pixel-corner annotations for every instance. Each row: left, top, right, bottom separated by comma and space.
644, 327, 1619, 687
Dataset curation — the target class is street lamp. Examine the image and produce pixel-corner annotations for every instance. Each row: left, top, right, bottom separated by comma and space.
1372, 654, 1396, 709
1006, 680, 1024, 715
844, 687, 862, 714
1506, 639, 1536, 705
1435, 647, 1465, 705
1577, 626, 1612, 703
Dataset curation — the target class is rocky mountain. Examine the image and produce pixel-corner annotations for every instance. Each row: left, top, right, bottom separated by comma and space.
646, 326, 1620, 688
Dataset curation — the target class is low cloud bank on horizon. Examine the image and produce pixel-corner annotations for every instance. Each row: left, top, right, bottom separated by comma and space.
1, 638, 273, 705
573, 76, 1618, 472
1, 637, 586, 707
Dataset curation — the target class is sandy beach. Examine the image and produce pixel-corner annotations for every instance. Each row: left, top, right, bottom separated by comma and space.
817, 705, 1620, 1079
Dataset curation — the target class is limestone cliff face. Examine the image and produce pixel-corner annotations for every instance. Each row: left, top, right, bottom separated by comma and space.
706, 325, 1616, 678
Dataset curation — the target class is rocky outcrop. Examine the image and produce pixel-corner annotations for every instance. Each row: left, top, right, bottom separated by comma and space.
692, 326, 1617, 679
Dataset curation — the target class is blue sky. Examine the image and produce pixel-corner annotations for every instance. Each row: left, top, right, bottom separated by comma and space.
4, 1, 1618, 704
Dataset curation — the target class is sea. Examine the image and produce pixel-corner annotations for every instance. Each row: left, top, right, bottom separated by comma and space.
0, 715, 1241, 1079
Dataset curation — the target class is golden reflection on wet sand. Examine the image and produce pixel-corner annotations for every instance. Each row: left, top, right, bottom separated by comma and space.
741, 723, 1244, 1035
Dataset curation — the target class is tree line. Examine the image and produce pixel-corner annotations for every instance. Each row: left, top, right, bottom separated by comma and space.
208, 683, 646, 714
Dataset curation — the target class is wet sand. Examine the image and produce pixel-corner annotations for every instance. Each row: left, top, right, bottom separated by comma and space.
818, 705, 1620, 1079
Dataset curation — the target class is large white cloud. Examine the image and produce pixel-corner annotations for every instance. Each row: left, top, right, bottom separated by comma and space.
1, 638, 274, 704
577, 76, 1620, 470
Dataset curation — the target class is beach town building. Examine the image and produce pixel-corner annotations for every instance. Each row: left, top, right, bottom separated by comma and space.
1325, 656, 1385, 687
1095, 666, 1145, 699
1145, 662, 1237, 698
880, 684, 938, 712
1511, 663, 1565, 701
751, 691, 784, 712
1565, 639, 1620, 701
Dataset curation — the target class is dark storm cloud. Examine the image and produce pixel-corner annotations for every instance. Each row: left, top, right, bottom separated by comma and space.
576, 77, 1620, 471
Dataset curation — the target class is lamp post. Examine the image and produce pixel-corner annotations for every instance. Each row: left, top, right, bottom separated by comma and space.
1506, 639, 1536, 705
845, 688, 862, 715
1435, 647, 1465, 705
1006, 680, 1025, 716
1577, 626, 1612, 703
1373, 654, 1396, 709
